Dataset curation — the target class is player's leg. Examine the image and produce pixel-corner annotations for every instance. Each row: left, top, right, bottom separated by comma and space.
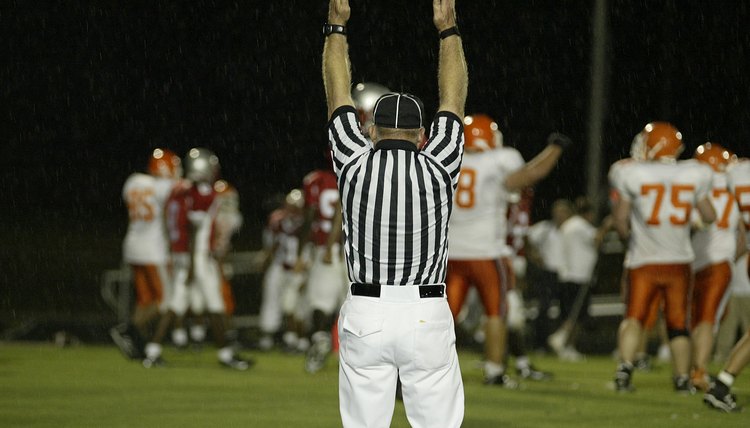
662, 264, 693, 392
258, 262, 284, 350
691, 262, 732, 390
471, 259, 516, 387
705, 327, 750, 412
615, 266, 658, 391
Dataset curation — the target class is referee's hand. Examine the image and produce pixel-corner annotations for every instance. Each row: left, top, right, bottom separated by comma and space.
328, 0, 350, 26
433, 0, 457, 32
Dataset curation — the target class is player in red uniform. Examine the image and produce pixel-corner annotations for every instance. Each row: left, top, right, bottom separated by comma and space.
300, 168, 346, 372
143, 148, 251, 370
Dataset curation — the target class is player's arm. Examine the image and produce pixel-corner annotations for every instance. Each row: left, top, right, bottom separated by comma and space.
504, 133, 572, 192
322, 0, 354, 119
695, 196, 717, 225
434, 0, 467, 117
613, 198, 631, 240
323, 201, 343, 264
736, 221, 748, 260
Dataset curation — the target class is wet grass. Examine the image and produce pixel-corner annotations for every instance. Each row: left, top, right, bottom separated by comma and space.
0, 342, 746, 427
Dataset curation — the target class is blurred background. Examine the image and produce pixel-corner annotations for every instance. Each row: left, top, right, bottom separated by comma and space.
2, 1, 749, 344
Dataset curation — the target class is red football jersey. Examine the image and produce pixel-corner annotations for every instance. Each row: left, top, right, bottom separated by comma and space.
166, 182, 217, 253
302, 170, 340, 246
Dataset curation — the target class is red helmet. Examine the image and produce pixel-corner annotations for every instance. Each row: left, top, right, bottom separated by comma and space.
694, 142, 733, 172
632, 122, 684, 160
148, 148, 182, 179
463, 114, 502, 151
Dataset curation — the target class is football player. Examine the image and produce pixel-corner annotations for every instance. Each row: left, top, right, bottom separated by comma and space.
689, 143, 741, 390
111, 148, 182, 360
446, 113, 572, 386
144, 148, 251, 370
300, 168, 346, 373
610, 122, 716, 392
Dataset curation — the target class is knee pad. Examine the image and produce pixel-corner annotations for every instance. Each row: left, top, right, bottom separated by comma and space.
667, 329, 689, 340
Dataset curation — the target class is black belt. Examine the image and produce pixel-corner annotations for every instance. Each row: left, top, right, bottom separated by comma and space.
350, 283, 445, 298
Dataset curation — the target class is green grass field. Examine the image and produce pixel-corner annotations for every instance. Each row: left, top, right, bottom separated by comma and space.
0, 342, 746, 427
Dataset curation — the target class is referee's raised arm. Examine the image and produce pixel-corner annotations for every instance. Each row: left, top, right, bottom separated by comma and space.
434, 0, 468, 118
322, 0, 354, 119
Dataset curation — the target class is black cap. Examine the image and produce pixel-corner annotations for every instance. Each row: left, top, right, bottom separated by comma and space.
372, 93, 424, 129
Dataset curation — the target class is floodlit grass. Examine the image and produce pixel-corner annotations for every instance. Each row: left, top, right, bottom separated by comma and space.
0, 342, 746, 427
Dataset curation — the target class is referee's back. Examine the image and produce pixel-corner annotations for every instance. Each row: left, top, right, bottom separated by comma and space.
327, 104, 464, 287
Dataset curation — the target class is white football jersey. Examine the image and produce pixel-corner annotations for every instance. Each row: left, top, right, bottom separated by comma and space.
527, 220, 564, 272
558, 215, 597, 283
122, 173, 175, 264
614, 159, 713, 268
691, 172, 740, 271
449, 147, 524, 259
727, 159, 750, 249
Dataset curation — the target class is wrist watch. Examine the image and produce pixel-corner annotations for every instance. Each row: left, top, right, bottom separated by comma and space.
323, 23, 347, 37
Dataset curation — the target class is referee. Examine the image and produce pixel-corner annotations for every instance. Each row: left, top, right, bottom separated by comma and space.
322, 0, 468, 427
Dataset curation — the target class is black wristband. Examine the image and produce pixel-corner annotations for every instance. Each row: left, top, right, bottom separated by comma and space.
323, 23, 347, 37
439, 26, 460, 39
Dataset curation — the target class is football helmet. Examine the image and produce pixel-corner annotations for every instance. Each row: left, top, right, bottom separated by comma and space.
694, 142, 733, 172
463, 114, 503, 151
148, 148, 182, 179
352, 82, 391, 137
184, 147, 220, 183
631, 122, 684, 160
285, 188, 304, 210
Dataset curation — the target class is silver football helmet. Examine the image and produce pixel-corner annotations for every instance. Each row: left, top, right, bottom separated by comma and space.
184, 147, 220, 183
352, 82, 391, 137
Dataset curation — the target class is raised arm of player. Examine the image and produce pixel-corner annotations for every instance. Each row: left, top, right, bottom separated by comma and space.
434, 0, 468, 118
323, 0, 354, 119
504, 133, 571, 192
695, 195, 717, 225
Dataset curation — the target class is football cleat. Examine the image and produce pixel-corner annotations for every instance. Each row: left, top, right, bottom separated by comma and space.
517, 365, 553, 381
142, 356, 166, 368
614, 364, 634, 393
690, 368, 711, 392
304, 336, 332, 374
220, 355, 253, 371
704, 381, 741, 413
109, 324, 144, 360
673, 375, 696, 395
484, 373, 519, 389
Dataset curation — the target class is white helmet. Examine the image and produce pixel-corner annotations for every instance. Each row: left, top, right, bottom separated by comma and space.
352, 82, 391, 137
184, 147, 220, 183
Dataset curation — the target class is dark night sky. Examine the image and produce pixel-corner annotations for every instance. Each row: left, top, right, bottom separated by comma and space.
2, 1, 749, 316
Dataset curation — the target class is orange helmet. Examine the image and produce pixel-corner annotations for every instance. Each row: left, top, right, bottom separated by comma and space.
694, 142, 733, 172
148, 148, 182, 179
463, 114, 502, 151
631, 122, 684, 160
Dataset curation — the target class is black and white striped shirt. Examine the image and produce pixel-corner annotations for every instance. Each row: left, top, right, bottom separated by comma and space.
327, 105, 464, 286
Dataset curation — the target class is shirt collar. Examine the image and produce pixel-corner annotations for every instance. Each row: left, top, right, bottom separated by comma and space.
374, 139, 419, 152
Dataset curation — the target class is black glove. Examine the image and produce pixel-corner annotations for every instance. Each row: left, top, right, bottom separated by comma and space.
547, 132, 573, 150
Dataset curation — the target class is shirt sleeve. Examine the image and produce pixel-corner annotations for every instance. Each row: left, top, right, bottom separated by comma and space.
327, 106, 371, 177
421, 111, 465, 183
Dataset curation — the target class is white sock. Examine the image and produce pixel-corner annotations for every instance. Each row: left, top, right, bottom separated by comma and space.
717, 370, 735, 387
516, 356, 530, 370
190, 324, 206, 343
145, 343, 162, 360
484, 361, 505, 378
172, 328, 188, 347
218, 346, 234, 363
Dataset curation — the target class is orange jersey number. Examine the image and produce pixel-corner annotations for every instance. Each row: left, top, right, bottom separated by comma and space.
640, 183, 694, 226
126, 188, 156, 222
456, 168, 476, 209
735, 185, 750, 229
712, 188, 736, 229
